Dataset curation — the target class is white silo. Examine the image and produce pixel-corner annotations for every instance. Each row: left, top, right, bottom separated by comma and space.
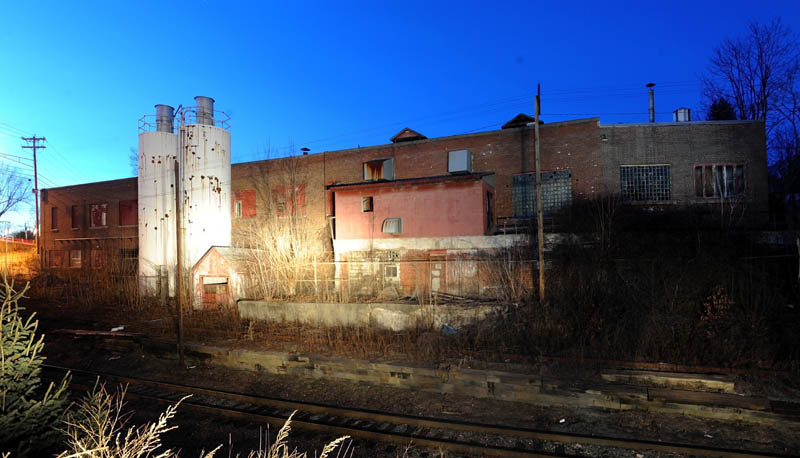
177, 96, 232, 274
138, 104, 179, 296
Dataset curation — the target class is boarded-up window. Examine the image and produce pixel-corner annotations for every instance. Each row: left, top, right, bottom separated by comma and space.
513, 170, 573, 217
49, 250, 62, 267
69, 250, 81, 268
272, 185, 306, 217
119, 200, 137, 226
71, 205, 80, 229
50, 207, 58, 231
90, 203, 108, 227
232, 190, 257, 218
363, 158, 394, 181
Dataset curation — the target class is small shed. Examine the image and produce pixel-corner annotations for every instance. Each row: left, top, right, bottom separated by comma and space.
191, 246, 251, 310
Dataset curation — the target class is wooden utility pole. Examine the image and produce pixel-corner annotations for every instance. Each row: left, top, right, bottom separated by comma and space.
534, 85, 545, 303
21, 135, 44, 259
174, 160, 185, 366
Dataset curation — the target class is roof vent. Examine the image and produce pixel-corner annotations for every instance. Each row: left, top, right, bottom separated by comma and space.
195, 96, 215, 125
673, 107, 691, 122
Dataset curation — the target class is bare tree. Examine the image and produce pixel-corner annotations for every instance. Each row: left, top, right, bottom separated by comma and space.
0, 166, 30, 220
702, 18, 799, 133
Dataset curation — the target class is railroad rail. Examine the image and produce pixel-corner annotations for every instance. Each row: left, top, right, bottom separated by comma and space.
41, 364, 792, 458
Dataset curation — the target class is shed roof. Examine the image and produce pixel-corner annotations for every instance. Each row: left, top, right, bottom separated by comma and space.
194, 246, 253, 272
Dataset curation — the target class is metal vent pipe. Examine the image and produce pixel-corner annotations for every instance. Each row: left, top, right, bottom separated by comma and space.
155, 104, 175, 133
195, 96, 215, 125
646, 83, 655, 123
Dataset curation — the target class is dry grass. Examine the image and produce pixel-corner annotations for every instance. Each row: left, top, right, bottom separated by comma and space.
58, 383, 351, 458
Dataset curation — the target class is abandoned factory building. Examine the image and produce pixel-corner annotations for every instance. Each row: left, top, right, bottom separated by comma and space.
39, 108, 768, 304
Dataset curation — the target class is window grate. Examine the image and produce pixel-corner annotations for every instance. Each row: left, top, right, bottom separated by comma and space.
620, 165, 671, 202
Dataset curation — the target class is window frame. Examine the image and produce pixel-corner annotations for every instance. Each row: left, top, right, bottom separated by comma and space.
382, 217, 402, 235
71, 205, 80, 230
118, 200, 138, 227
69, 249, 82, 268
361, 196, 373, 212
694, 163, 745, 200
50, 207, 58, 231
89, 203, 108, 228
233, 200, 243, 218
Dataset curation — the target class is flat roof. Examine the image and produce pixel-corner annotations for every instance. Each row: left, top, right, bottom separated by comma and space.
327, 172, 494, 191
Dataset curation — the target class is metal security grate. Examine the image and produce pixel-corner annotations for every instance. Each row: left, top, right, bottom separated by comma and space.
513, 170, 572, 218
620, 165, 671, 202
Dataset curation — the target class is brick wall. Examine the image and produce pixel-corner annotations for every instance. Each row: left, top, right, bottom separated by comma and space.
40, 177, 138, 270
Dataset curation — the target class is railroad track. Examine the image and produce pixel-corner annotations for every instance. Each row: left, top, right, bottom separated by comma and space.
42, 364, 792, 458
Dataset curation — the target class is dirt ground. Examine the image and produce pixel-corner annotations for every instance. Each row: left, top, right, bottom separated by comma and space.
28, 298, 800, 457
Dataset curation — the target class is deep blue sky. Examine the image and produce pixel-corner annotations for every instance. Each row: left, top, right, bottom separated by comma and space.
1, 1, 799, 230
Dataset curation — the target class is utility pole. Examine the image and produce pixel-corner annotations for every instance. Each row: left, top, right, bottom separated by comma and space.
534, 85, 545, 303
21, 135, 45, 259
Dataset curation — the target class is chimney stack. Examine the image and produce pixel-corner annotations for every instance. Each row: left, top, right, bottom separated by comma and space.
646, 83, 655, 123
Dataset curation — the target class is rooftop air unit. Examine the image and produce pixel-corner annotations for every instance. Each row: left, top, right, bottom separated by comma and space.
673, 108, 691, 122
448, 149, 471, 174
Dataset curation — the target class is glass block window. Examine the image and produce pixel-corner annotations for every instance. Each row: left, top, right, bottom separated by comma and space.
620, 165, 671, 202
513, 170, 572, 218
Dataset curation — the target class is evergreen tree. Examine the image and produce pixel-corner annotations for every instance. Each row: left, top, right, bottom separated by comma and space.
0, 279, 70, 456
707, 97, 737, 120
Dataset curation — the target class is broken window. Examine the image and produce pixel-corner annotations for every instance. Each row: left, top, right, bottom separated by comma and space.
620, 165, 671, 202
363, 158, 394, 181
512, 170, 572, 217
119, 248, 138, 275
71, 205, 80, 229
694, 164, 745, 198
232, 189, 257, 218
382, 217, 402, 235
69, 249, 81, 268
90, 203, 108, 227
272, 185, 306, 217
362, 196, 373, 212
486, 192, 494, 231
50, 207, 58, 231
119, 200, 137, 226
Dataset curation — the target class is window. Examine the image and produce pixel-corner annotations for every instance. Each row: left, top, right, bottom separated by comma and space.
90, 203, 108, 227
486, 192, 494, 231
91, 250, 106, 269
69, 250, 81, 268
71, 205, 80, 229
272, 185, 306, 217
232, 190, 256, 218
382, 217, 402, 235
49, 250, 62, 268
361, 196, 373, 212
384, 264, 398, 279
620, 165, 671, 202
50, 207, 58, 231
512, 170, 572, 217
363, 158, 394, 181
695, 164, 744, 198
119, 200, 137, 226
119, 248, 138, 275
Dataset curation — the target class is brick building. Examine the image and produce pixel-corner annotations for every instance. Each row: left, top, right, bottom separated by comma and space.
39, 115, 768, 300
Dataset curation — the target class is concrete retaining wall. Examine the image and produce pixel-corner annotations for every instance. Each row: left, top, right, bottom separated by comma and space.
237, 301, 496, 331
